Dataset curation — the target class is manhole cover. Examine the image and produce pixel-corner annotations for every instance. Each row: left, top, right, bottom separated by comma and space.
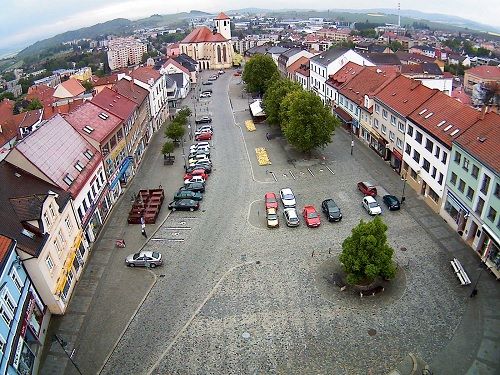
172, 232, 179, 236
368, 329, 377, 336
179, 221, 187, 225
256, 261, 260, 265
159, 275, 166, 278
400, 247, 407, 252
242, 332, 251, 339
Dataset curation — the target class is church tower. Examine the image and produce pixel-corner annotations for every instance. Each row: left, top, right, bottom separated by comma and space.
214, 12, 231, 40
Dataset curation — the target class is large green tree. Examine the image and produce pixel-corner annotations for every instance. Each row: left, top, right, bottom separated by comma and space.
339, 217, 397, 285
165, 121, 185, 142
281, 90, 338, 154
242, 54, 279, 95
263, 78, 302, 126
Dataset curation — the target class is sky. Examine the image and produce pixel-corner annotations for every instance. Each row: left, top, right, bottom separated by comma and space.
0, 0, 499, 52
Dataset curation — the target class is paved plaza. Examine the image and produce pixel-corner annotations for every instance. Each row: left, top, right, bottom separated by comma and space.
40, 71, 500, 375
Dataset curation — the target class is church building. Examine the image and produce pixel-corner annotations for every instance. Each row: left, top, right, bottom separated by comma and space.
179, 12, 234, 70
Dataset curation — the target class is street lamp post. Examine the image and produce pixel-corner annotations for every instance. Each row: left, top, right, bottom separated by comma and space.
470, 262, 486, 297
54, 335, 83, 375
401, 173, 408, 203
181, 138, 187, 170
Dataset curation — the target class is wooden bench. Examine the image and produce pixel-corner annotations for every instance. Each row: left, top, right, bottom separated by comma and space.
359, 285, 385, 298
450, 258, 471, 285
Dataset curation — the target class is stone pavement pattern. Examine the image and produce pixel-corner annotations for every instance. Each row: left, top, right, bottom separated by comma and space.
41, 71, 500, 375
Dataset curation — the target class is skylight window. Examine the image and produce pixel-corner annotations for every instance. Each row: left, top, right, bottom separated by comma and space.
444, 125, 453, 131
98, 112, 109, 120
437, 120, 446, 127
424, 112, 434, 119
75, 161, 85, 172
84, 149, 94, 160
63, 174, 74, 185
419, 109, 427, 115
450, 129, 459, 136
83, 125, 94, 134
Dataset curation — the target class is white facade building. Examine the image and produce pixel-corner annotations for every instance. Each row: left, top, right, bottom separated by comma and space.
107, 38, 148, 70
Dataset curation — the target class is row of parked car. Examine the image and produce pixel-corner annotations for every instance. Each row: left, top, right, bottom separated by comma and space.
264, 181, 401, 228
167, 134, 214, 211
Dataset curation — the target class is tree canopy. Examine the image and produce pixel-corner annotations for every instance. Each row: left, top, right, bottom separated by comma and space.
161, 141, 175, 156
339, 216, 397, 285
281, 90, 338, 153
165, 121, 185, 142
242, 54, 279, 95
262, 78, 302, 126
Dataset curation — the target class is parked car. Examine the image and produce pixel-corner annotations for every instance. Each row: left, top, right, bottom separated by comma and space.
321, 199, 342, 222
302, 205, 321, 227
180, 182, 205, 193
183, 170, 208, 181
174, 190, 203, 201
188, 159, 212, 168
125, 251, 162, 268
266, 208, 279, 228
383, 195, 401, 210
184, 175, 206, 185
195, 116, 212, 124
208, 75, 218, 81
168, 199, 200, 211
188, 162, 212, 173
195, 132, 212, 141
196, 124, 213, 133
233, 72, 241, 76
283, 208, 300, 227
201, 88, 212, 94
362, 196, 382, 215
188, 154, 210, 165
279, 188, 296, 208
218, 70, 224, 74
202, 81, 213, 85
357, 181, 378, 196
200, 92, 211, 98
194, 129, 213, 137
188, 149, 210, 159
190, 142, 210, 151
264, 192, 278, 209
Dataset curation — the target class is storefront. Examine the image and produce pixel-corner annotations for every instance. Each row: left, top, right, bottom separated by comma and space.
480, 226, 500, 280
443, 190, 470, 234
10, 287, 46, 375
82, 187, 111, 240
333, 106, 353, 134
391, 148, 403, 173
109, 156, 133, 202
370, 133, 386, 158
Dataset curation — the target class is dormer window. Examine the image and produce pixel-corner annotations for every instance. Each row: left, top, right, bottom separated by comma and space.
83, 125, 94, 134
63, 174, 74, 186
84, 149, 94, 160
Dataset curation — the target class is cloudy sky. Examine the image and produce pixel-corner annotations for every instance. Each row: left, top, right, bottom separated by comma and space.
1, 0, 499, 52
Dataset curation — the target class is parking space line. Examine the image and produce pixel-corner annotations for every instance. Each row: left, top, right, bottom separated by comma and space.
307, 168, 315, 177
326, 166, 335, 175
289, 170, 296, 180
269, 171, 278, 182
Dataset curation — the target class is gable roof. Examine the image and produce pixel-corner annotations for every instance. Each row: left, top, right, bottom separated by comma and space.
311, 48, 349, 67
12, 114, 102, 198
14, 109, 43, 130
65, 102, 123, 143
401, 62, 443, 76
90, 73, 119, 86
287, 56, 310, 75
181, 26, 227, 43
408, 91, 480, 148
362, 52, 401, 66
91, 87, 137, 121
455, 112, 500, 174
130, 66, 161, 85
0, 161, 71, 256
266, 46, 289, 55
42, 99, 84, 120
338, 67, 398, 108
0, 234, 14, 265
112, 79, 149, 105
326, 62, 364, 89
26, 85, 56, 107
162, 58, 190, 75
375, 75, 438, 117
53, 78, 85, 99
174, 53, 197, 72
215, 12, 230, 20
465, 66, 500, 80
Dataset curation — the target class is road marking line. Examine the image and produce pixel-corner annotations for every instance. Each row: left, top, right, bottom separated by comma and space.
307, 168, 315, 177
163, 227, 192, 230
326, 166, 335, 175
289, 170, 296, 180
150, 238, 185, 242
269, 171, 278, 182
146, 261, 256, 375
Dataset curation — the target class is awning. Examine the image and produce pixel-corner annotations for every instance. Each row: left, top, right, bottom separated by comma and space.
249, 100, 266, 117
392, 148, 403, 160
332, 106, 352, 123
55, 230, 83, 295
446, 191, 470, 214
110, 156, 133, 189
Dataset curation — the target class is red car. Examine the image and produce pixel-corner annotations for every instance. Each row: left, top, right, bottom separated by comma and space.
195, 132, 212, 141
357, 181, 377, 197
302, 205, 321, 227
264, 192, 278, 210
183, 169, 208, 181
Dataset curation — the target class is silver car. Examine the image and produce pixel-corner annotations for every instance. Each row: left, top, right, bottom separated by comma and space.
125, 251, 163, 268
280, 188, 296, 208
283, 208, 300, 227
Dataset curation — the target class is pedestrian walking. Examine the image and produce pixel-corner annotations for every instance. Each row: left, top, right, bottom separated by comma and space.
351, 140, 354, 155
141, 216, 147, 238
266, 132, 270, 141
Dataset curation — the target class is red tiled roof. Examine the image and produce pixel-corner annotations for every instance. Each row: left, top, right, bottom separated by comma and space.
214, 12, 230, 20
181, 26, 227, 43
326, 62, 364, 88
59, 78, 85, 96
13, 114, 102, 199
408, 91, 480, 148
375, 75, 438, 117
0, 234, 13, 264
162, 58, 190, 75
26, 85, 56, 107
465, 66, 500, 80
0, 100, 18, 147
0, 99, 14, 118
65, 102, 123, 143
91, 87, 137, 121
338, 67, 398, 108
13, 109, 42, 130
91, 74, 118, 86
112, 79, 149, 105
130, 66, 161, 85
455, 112, 500, 173
451, 88, 472, 106
42, 99, 84, 120
287, 56, 309, 75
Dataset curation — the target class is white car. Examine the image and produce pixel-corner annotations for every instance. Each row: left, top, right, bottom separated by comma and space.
190, 142, 210, 152
280, 188, 296, 208
362, 196, 382, 215
188, 154, 211, 165
184, 176, 206, 185
283, 208, 300, 227
200, 92, 211, 98
196, 124, 213, 132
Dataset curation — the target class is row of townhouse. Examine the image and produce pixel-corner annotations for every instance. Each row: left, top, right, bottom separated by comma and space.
0, 65, 174, 374
265, 46, 500, 278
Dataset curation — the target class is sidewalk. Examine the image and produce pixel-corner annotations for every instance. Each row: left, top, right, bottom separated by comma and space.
39, 100, 194, 374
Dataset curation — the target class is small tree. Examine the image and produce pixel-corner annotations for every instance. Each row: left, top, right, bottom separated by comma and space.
263, 78, 302, 126
81, 80, 94, 93
282, 90, 338, 154
242, 54, 279, 95
339, 217, 397, 285
162, 141, 175, 158
25, 98, 43, 111
165, 122, 185, 143
177, 107, 191, 119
